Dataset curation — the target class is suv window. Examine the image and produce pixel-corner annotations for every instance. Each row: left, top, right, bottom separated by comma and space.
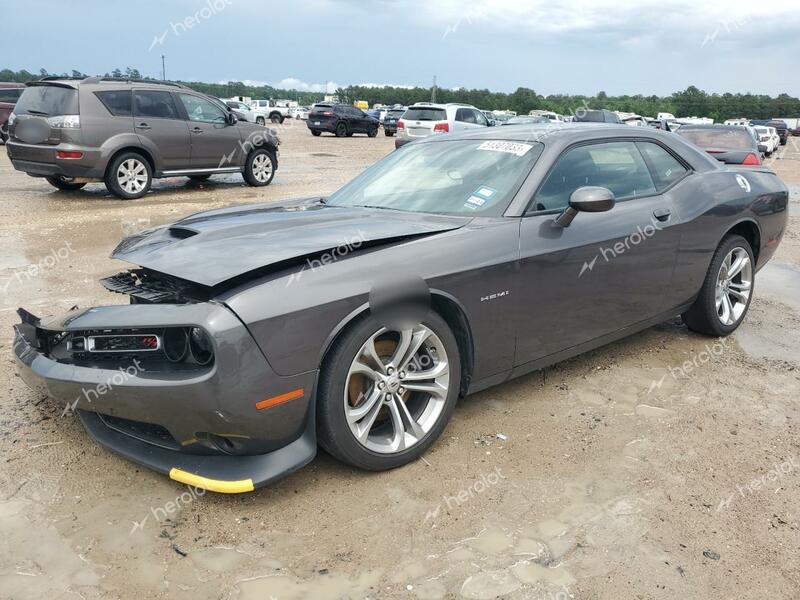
404, 107, 447, 121
178, 94, 227, 123
134, 90, 180, 119
95, 90, 132, 117
637, 142, 688, 191
473, 109, 489, 127
456, 108, 476, 124
534, 141, 657, 212
0, 88, 23, 103
14, 85, 79, 116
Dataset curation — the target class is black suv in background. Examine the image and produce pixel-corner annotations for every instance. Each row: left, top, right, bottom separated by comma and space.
0, 82, 25, 143
382, 108, 406, 136
6, 77, 279, 199
307, 103, 379, 137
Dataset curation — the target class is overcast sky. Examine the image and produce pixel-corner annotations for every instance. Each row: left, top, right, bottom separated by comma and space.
4, 0, 799, 96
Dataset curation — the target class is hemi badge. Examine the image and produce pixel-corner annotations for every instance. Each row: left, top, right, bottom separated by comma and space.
255, 388, 305, 410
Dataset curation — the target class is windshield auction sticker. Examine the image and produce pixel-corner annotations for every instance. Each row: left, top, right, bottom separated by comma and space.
477, 141, 534, 156
464, 186, 498, 210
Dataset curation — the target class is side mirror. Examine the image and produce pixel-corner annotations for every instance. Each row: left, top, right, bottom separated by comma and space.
227, 112, 238, 125
554, 186, 615, 227
757, 143, 768, 154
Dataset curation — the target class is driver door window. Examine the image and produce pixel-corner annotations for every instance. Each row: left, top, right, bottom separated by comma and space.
178, 94, 228, 124
533, 141, 656, 212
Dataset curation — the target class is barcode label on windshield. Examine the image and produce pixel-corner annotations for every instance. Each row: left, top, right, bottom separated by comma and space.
477, 141, 534, 156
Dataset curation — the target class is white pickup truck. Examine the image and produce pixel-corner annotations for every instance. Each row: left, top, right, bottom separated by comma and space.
249, 100, 292, 125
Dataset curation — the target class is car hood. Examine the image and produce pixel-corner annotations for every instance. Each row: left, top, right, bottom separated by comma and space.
111, 198, 470, 287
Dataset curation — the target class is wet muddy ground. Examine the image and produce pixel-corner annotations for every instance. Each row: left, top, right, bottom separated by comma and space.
1, 126, 799, 600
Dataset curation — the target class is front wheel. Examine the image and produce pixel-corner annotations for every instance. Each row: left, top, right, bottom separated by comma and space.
243, 148, 276, 187
45, 176, 86, 192
317, 312, 461, 471
368, 126, 378, 138
683, 234, 755, 336
105, 152, 152, 199
311, 130, 322, 137
256, 117, 266, 126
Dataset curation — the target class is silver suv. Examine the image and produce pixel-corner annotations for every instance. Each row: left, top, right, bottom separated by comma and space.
6, 77, 279, 199
395, 102, 490, 149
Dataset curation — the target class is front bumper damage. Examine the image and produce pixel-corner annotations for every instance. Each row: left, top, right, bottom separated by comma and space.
12, 303, 317, 492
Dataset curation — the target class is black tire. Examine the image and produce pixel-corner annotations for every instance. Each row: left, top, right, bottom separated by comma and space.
317, 311, 461, 471
242, 147, 276, 187
256, 117, 266, 126
188, 174, 211, 182
45, 176, 86, 192
335, 122, 348, 137
311, 130, 322, 137
104, 152, 152, 200
682, 234, 755, 337
367, 126, 378, 138
0, 129, 7, 144
384, 130, 394, 137
270, 113, 284, 124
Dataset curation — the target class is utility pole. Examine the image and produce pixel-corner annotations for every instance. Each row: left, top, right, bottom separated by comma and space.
431, 75, 437, 103
161, 55, 166, 81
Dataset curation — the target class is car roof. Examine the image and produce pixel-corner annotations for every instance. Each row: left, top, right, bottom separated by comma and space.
414, 123, 667, 145
27, 77, 190, 91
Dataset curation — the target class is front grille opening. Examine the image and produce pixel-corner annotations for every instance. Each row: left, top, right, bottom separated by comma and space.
98, 414, 179, 451
101, 268, 209, 304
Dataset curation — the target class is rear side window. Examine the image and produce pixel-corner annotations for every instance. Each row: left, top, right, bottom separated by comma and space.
134, 90, 180, 119
0, 88, 23, 102
14, 85, 79, 116
404, 107, 447, 121
535, 141, 656, 211
677, 128, 753, 150
456, 108, 476, 124
95, 90, 132, 116
637, 142, 688, 191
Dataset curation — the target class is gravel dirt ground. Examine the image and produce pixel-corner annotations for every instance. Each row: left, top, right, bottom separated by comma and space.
0, 124, 799, 600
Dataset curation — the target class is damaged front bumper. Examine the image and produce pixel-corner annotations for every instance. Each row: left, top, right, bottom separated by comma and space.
12, 303, 317, 492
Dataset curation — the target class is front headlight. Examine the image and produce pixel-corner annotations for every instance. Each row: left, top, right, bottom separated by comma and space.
8, 112, 16, 127
46, 115, 81, 129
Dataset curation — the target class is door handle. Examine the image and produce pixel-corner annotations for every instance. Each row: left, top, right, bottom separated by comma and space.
191, 127, 204, 134
653, 208, 671, 222
135, 123, 151, 130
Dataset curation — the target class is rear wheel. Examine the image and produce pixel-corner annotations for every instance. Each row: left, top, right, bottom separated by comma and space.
683, 234, 754, 336
317, 311, 461, 471
335, 122, 348, 137
311, 130, 322, 137
243, 148, 276, 187
368, 126, 378, 138
45, 176, 86, 192
105, 152, 152, 200
270, 113, 283, 124
256, 117, 266, 126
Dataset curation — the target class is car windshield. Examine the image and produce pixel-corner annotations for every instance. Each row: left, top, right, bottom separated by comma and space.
14, 85, 79, 116
327, 139, 542, 216
678, 128, 754, 150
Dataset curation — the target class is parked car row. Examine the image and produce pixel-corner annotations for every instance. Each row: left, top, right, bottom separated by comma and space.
5, 77, 280, 199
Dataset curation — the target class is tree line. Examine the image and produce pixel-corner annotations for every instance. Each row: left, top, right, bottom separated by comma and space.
3, 68, 799, 121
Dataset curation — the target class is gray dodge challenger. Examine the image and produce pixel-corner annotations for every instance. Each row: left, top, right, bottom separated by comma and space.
13, 125, 789, 492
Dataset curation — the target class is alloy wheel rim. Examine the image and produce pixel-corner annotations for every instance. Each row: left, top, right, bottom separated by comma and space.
252, 154, 273, 182
344, 325, 450, 454
117, 159, 148, 194
715, 247, 753, 326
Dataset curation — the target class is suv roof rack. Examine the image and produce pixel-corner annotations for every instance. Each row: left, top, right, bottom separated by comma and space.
36, 76, 189, 89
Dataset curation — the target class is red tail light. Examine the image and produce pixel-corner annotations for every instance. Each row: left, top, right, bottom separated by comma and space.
433, 122, 449, 133
397, 120, 405, 129
742, 153, 760, 166
322, 111, 333, 117
56, 151, 83, 159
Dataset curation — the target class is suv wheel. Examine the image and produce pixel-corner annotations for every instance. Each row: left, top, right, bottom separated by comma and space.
270, 113, 283, 124
105, 153, 152, 200
45, 176, 86, 192
243, 148, 276, 187
368, 126, 378, 138
335, 122, 348, 137
311, 130, 322, 137
256, 117, 266, 126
